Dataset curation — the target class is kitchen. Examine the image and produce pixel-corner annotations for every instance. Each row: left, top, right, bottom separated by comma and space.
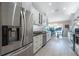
0, 2, 52, 56
0, 2, 79, 56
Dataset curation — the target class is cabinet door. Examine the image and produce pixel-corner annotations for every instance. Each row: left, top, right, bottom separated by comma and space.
46, 33, 49, 42
39, 35, 43, 46
46, 32, 51, 41
32, 8, 39, 25
33, 36, 38, 53
37, 35, 43, 49
42, 15, 47, 26
33, 34, 43, 53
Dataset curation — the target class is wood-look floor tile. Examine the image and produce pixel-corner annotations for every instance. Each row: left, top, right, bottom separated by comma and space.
35, 37, 76, 56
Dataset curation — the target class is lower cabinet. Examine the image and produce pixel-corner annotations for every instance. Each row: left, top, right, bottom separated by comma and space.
75, 44, 79, 55
46, 32, 51, 42
33, 34, 43, 54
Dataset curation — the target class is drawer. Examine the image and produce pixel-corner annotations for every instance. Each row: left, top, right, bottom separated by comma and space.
38, 43, 42, 49
33, 43, 41, 53
33, 42, 39, 53
33, 42, 38, 48
38, 35, 43, 42
33, 37, 38, 43
33, 34, 43, 53
33, 37, 42, 44
33, 39, 38, 44
33, 45, 38, 53
38, 35, 43, 39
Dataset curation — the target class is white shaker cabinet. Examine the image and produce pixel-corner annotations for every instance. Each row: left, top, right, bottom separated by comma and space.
33, 34, 43, 53
46, 31, 51, 42
31, 7, 39, 25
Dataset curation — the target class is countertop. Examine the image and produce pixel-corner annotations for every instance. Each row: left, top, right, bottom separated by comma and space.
33, 31, 46, 36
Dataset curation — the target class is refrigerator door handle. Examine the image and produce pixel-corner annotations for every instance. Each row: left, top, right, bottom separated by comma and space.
23, 10, 27, 43
12, 3, 17, 26
20, 10, 25, 46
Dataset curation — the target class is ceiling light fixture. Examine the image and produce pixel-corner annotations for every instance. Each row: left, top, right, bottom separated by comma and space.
63, 7, 66, 10
49, 2, 52, 6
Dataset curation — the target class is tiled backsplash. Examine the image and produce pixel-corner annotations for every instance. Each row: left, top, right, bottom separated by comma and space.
33, 25, 43, 32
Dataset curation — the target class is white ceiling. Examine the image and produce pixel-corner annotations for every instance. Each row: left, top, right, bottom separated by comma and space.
32, 2, 79, 22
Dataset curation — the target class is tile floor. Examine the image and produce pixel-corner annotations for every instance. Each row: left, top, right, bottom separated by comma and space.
35, 37, 76, 56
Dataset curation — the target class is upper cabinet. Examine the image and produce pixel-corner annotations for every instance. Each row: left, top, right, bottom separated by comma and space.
31, 7, 48, 26
31, 7, 40, 25
42, 14, 48, 26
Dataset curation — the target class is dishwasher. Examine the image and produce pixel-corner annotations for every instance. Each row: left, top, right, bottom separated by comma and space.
42, 32, 46, 47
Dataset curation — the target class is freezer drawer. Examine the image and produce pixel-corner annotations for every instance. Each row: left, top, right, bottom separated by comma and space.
6, 43, 33, 56
15, 43, 33, 56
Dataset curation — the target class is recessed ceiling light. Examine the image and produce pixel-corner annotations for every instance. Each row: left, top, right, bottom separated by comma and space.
49, 3, 52, 6
63, 7, 66, 10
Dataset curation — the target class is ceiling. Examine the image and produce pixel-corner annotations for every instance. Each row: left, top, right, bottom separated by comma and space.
32, 2, 79, 22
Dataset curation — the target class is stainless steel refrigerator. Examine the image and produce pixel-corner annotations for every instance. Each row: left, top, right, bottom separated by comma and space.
0, 2, 33, 56
20, 8, 33, 46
